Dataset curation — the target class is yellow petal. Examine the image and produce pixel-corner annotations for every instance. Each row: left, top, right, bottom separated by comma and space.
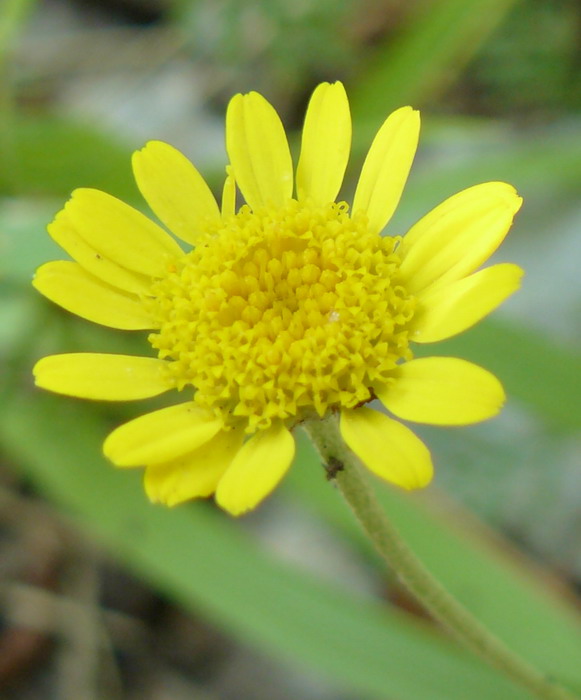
144, 427, 245, 506
132, 141, 221, 246
48, 209, 152, 295
215, 422, 295, 516
33, 261, 155, 330
352, 106, 420, 235
398, 182, 523, 294
65, 188, 183, 277
340, 408, 433, 490
221, 166, 236, 219
296, 82, 351, 205
104, 402, 223, 467
410, 263, 523, 343
226, 92, 293, 210
376, 357, 505, 425
33, 353, 171, 401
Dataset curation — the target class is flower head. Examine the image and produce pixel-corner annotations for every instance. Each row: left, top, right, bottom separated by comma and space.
33, 82, 523, 515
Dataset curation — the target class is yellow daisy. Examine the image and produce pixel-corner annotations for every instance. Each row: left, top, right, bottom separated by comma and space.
32, 82, 523, 515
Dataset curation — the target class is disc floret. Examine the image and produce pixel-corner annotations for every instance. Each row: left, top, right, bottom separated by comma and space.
149, 199, 416, 432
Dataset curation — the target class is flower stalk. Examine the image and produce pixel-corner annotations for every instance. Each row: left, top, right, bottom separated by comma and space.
304, 415, 578, 700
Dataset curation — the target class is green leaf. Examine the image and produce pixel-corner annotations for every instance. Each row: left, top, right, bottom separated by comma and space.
0, 391, 533, 700
0, 116, 138, 200
350, 0, 520, 132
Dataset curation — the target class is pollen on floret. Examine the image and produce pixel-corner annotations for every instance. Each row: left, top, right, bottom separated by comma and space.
147, 199, 416, 433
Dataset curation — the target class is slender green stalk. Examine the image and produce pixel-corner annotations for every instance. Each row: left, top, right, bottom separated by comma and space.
304, 415, 578, 700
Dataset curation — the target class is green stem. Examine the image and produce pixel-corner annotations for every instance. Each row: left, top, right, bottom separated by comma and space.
304, 415, 578, 700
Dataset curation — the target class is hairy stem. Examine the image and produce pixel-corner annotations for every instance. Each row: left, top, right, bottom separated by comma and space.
304, 415, 578, 700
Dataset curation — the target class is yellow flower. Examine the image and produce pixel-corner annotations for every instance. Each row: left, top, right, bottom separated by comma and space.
32, 82, 523, 515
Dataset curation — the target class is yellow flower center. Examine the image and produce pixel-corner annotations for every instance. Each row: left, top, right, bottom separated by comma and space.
149, 200, 416, 432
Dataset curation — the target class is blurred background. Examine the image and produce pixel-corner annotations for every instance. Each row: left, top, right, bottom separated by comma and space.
0, 0, 580, 698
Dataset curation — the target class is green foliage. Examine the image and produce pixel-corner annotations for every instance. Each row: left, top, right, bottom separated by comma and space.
0, 393, 539, 700
349, 0, 521, 132
171, 0, 359, 98
466, 0, 581, 115
0, 0, 36, 57
0, 116, 137, 200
